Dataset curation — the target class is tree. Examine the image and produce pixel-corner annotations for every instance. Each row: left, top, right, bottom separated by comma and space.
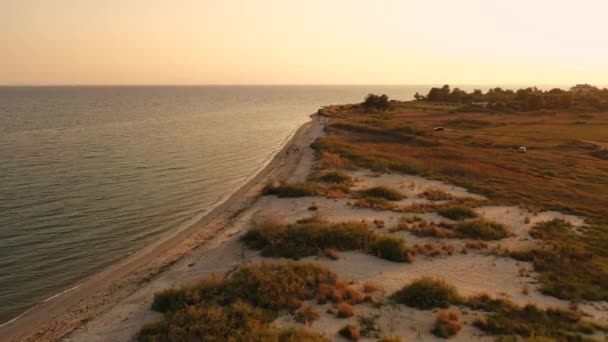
362, 94, 390, 112
527, 93, 546, 110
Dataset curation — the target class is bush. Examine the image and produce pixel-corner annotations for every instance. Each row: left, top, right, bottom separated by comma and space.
140, 262, 347, 341
339, 324, 361, 341
360, 186, 404, 201
353, 197, 394, 211
437, 205, 478, 221
263, 182, 320, 197
432, 309, 463, 338
138, 301, 276, 342
337, 302, 355, 318
241, 218, 375, 259
369, 236, 414, 262
312, 170, 352, 184
151, 275, 223, 313
295, 305, 320, 326
420, 189, 454, 201
242, 217, 413, 263
392, 277, 462, 309
362, 93, 390, 112
452, 219, 509, 240
529, 219, 572, 240
473, 304, 593, 340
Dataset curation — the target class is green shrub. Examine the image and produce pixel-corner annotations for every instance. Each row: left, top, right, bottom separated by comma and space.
369, 236, 414, 262
139, 301, 276, 342
452, 219, 509, 240
151, 275, 223, 313
474, 304, 594, 340
241, 218, 375, 259
392, 277, 462, 309
360, 186, 404, 201
242, 217, 413, 263
313, 170, 352, 184
420, 189, 454, 201
353, 197, 394, 211
437, 205, 478, 221
466, 293, 516, 312
263, 182, 320, 197
140, 262, 343, 341
529, 219, 572, 240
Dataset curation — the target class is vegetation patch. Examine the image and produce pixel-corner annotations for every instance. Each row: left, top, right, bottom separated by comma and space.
312, 99, 608, 303
474, 304, 599, 341
339, 324, 361, 341
359, 186, 404, 201
391, 277, 463, 309
432, 309, 463, 338
369, 236, 415, 262
353, 197, 395, 211
398, 217, 508, 241
263, 181, 320, 197
140, 262, 336, 341
451, 219, 510, 240
310, 170, 353, 184
241, 216, 413, 263
436, 205, 478, 221
420, 189, 454, 201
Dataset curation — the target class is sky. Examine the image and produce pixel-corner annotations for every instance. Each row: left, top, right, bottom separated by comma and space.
2, 0, 607, 85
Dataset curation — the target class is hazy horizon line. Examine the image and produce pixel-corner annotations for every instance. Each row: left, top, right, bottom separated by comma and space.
1, 83, 600, 88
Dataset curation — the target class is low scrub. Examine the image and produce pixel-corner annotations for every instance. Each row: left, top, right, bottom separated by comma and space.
452, 219, 510, 240
370, 236, 414, 262
420, 189, 454, 201
437, 205, 478, 221
432, 309, 463, 338
141, 262, 334, 341
295, 305, 320, 326
317, 151, 354, 170
529, 219, 572, 241
339, 324, 361, 341
359, 186, 404, 201
392, 277, 463, 309
242, 217, 413, 263
353, 197, 395, 211
337, 302, 355, 318
241, 217, 374, 259
311, 170, 353, 184
262, 181, 320, 197
474, 304, 597, 340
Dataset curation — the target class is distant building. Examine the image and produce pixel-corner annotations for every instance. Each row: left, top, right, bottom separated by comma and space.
570, 84, 597, 95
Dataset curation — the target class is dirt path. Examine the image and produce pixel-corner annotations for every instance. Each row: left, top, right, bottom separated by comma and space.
0, 115, 323, 342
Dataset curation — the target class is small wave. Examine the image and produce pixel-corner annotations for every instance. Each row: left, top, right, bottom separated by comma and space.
42, 284, 81, 303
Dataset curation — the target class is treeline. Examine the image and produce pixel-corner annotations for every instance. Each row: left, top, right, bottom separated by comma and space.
415, 84, 608, 112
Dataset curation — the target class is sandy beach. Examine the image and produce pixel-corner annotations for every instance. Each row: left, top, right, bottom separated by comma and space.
0, 114, 326, 342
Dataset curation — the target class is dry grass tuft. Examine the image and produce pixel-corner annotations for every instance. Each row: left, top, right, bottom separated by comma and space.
432, 309, 463, 338
339, 324, 361, 341
392, 277, 463, 309
337, 302, 356, 318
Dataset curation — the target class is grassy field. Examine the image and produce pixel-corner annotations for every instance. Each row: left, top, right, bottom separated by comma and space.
314, 102, 608, 301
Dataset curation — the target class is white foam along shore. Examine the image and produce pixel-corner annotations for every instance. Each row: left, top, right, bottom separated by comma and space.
0, 114, 324, 342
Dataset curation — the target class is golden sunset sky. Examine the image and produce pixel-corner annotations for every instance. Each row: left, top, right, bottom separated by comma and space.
2, 0, 607, 85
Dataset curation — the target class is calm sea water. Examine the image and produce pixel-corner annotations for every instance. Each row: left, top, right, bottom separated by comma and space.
0, 85, 445, 323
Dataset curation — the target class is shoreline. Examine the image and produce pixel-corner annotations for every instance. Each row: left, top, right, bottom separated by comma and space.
0, 114, 323, 342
